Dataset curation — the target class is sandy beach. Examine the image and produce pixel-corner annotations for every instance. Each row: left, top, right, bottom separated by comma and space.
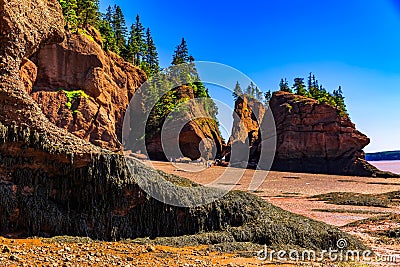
2, 162, 400, 266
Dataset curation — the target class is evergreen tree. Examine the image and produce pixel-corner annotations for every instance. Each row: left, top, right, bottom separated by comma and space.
98, 19, 116, 52
133, 15, 146, 66
307, 72, 313, 91
170, 38, 198, 84
126, 15, 146, 65
144, 28, 159, 76
59, 0, 78, 30
172, 38, 190, 65
292, 78, 307, 96
104, 5, 114, 24
233, 81, 243, 100
312, 75, 319, 89
333, 86, 347, 116
256, 86, 263, 101
125, 24, 137, 63
113, 5, 127, 55
279, 78, 291, 92
264, 90, 272, 104
243, 82, 260, 99
250, 82, 256, 97
308, 73, 319, 98
76, 0, 100, 28
245, 83, 252, 96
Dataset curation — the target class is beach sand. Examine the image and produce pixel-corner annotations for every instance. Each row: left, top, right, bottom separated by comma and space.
2, 161, 400, 266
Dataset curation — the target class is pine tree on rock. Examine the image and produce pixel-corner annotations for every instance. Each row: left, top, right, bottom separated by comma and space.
255, 86, 264, 102
59, 0, 78, 30
307, 72, 313, 91
292, 78, 307, 96
171, 38, 198, 84
125, 24, 137, 63
308, 73, 320, 98
82, 0, 100, 28
98, 19, 117, 52
264, 90, 272, 104
172, 38, 191, 65
145, 28, 159, 76
279, 78, 292, 93
133, 14, 146, 66
333, 86, 347, 115
233, 81, 243, 100
104, 5, 114, 25
113, 5, 127, 55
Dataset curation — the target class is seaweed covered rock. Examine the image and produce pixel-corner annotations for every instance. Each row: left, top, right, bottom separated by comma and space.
0, 0, 366, 253
0, 124, 364, 252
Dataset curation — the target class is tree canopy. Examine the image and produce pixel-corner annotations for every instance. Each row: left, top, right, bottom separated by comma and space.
276, 73, 348, 116
58, 1, 160, 77
172, 38, 193, 65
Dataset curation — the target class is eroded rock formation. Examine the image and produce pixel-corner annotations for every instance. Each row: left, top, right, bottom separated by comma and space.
229, 91, 395, 177
19, 31, 147, 150
270, 91, 372, 175
144, 85, 224, 161
0, 0, 365, 251
227, 96, 266, 167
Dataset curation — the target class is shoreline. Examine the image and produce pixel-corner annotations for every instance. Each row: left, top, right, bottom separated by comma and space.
2, 163, 400, 266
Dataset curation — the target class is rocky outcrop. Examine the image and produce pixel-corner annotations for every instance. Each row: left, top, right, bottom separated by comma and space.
229, 91, 394, 177
269, 91, 373, 175
227, 96, 266, 166
0, 0, 366, 251
24, 31, 146, 150
144, 85, 224, 161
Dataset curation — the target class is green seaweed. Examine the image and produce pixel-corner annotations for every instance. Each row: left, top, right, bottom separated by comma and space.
0, 122, 366, 252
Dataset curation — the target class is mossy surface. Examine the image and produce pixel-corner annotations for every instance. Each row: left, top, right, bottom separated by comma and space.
59, 89, 90, 110
311, 191, 400, 208
310, 192, 390, 208
0, 122, 366, 252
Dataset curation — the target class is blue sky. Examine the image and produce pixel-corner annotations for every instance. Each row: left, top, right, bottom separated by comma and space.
100, 0, 400, 152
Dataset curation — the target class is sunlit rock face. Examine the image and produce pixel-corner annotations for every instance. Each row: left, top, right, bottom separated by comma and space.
0, 0, 369, 250
228, 91, 393, 177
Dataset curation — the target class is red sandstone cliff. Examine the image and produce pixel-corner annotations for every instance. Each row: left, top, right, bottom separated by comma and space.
19, 31, 147, 150
143, 85, 224, 161
228, 91, 394, 177
0, 0, 366, 250
19, 31, 223, 157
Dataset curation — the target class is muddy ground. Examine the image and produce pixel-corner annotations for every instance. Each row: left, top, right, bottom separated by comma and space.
2, 161, 400, 266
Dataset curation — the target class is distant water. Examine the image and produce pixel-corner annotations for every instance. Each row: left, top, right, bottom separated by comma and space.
369, 160, 400, 174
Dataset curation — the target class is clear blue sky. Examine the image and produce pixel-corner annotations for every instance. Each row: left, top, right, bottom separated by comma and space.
100, 0, 400, 153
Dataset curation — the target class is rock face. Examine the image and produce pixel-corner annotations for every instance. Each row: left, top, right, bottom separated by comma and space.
142, 85, 224, 161
229, 91, 392, 177
270, 91, 374, 175
227, 96, 266, 166
24, 32, 146, 150
0, 0, 365, 251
